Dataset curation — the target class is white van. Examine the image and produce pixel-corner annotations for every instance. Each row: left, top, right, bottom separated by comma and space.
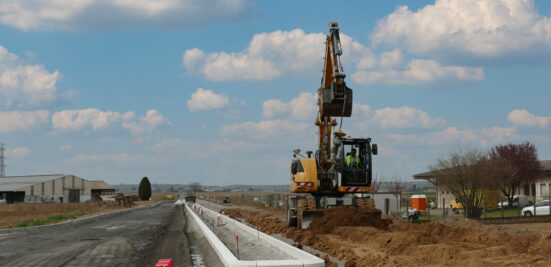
497, 195, 530, 209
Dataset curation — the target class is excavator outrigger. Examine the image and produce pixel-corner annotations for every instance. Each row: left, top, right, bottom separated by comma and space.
286, 22, 379, 229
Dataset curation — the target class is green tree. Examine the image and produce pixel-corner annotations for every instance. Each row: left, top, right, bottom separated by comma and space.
138, 177, 152, 201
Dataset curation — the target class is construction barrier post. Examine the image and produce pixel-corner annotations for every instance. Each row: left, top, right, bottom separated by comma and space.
484, 198, 487, 221
427, 202, 430, 222
442, 198, 445, 218
236, 235, 239, 260
534, 193, 537, 216
500, 197, 504, 224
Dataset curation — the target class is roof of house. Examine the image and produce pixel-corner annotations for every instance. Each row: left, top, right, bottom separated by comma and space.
0, 174, 66, 192
541, 160, 551, 172
413, 160, 551, 179
89, 180, 114, 190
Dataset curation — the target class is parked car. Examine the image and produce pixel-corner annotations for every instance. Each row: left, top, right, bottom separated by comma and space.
522, 200, 551, 216
498, 195, 530, 209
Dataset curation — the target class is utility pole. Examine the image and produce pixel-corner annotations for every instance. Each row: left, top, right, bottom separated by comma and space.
0, 143, 6, 177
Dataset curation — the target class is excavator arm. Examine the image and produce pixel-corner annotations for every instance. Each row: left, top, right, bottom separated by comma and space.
319, 22, 353, 118
317, 22, 353, 173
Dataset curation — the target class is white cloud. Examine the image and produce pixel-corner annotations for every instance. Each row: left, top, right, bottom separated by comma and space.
0, 45, 73, 109
183, 28, 484, 87
51, 108, 171, 136
151, 138, 265, 159
67, 153, 144, 165
369, 106, 446, 129
352, 59, 484, 86
187, 88, 229, 112
122, 109, 172, 135
507, 109, 550, 128
371, 0, 551, 63
0, 110, 49, 133
260, 93, 443, 130
151, 138, 186, 153
183, 29, 326, 81
389, 126, 518, 147
0, 0, 257, 31
6, 146, 31, 159
352, 105, 445, 130
51, 108, 135, 132
59, 144, 72, 151
262, 92, 316, 120
222, 119, 309, 139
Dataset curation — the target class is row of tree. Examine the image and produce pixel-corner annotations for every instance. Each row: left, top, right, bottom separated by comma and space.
429, 142, 542, 218
137, 177, 204, 201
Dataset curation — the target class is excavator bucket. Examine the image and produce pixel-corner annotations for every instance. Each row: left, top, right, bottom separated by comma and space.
319, 83, 353, 117
298, 210, 324, 229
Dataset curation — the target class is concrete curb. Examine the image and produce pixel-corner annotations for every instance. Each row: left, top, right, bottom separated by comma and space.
0, 201, 167, 235
185, 202, 325, 267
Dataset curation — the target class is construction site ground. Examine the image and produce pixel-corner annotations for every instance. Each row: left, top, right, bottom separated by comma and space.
0, 202, 194, 266
198, 195, 551, 267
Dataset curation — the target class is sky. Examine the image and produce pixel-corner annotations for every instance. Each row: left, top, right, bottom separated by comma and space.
1, 0, 551, 185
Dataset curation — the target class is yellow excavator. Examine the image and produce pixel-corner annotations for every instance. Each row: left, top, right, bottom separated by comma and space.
286, 22, 378, 229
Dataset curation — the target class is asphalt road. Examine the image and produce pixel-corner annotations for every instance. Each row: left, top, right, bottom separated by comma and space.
0, 202, 193, 267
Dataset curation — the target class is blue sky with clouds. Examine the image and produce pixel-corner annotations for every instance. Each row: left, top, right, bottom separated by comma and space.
1, 0, 551, 185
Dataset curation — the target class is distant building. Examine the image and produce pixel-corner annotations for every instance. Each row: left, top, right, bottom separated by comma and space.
413, 160, 551, 208
0, 174, 115, 204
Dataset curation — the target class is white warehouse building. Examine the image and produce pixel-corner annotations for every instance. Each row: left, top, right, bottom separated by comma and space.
0, 174, 115, 203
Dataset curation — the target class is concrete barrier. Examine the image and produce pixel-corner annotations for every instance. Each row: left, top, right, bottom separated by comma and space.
185, 203, 324, 267
0, 201, 166, 234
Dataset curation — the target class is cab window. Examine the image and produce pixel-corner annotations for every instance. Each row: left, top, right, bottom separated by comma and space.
342, 143, 368, 169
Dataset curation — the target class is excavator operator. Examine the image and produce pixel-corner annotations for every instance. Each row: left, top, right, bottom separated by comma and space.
346, 149, 360, 168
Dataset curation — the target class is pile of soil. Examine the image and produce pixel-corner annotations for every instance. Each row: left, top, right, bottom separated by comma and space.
220, 208, 244, 219
221, 206, 551, 266
307, 207, 391, 234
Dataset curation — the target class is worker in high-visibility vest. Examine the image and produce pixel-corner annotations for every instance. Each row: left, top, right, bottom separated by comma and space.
346, 148, 360, 168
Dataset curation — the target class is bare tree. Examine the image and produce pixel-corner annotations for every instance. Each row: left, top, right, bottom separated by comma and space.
371, 173, 384, 193
490, 142, 542, 207
188, 182, 203, 193
387, 175, 404, 214
429, 149, 499, 219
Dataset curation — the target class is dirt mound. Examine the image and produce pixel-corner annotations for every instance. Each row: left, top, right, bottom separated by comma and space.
308, 207, 391, 234
220, 206, 551, 266
220, 208, 244, 219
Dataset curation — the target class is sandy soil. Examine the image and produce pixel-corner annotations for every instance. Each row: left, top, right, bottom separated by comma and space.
221, 205, 551, 267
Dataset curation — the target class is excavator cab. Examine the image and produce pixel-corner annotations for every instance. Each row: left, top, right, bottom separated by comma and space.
337, 138, 376, 187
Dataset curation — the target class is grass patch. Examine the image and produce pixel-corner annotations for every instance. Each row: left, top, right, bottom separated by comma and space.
12, 213, 85, 228
484, 208, 522, 218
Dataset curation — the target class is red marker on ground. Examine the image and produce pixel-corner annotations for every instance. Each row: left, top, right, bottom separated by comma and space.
155, 259, 173, 267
